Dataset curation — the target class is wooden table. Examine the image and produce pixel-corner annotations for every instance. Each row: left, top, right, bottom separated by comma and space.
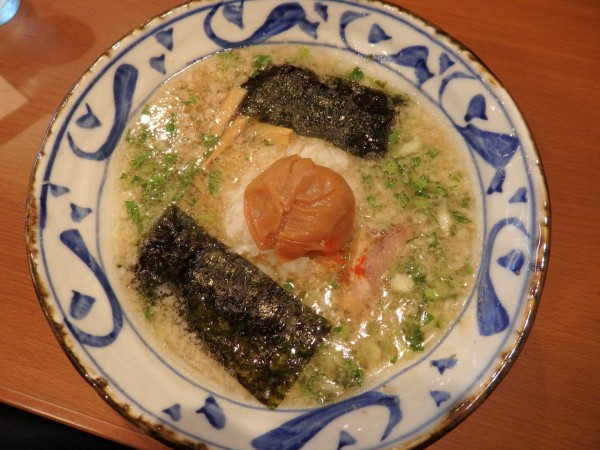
1, 0, 598, 448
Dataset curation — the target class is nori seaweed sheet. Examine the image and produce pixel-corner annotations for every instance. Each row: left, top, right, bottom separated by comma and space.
239, 65, 400, 158
134, 205, 331, 408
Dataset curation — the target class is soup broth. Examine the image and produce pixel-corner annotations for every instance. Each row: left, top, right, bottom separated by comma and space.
108, 45, 480, 407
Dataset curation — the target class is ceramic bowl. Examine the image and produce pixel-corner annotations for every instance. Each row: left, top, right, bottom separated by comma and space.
26, 0, 550, 448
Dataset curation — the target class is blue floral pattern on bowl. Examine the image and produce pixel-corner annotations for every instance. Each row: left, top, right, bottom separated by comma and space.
26, 1, 549, 448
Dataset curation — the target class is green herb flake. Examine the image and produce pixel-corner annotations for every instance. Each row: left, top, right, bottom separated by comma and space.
327, 277, 340, 290
197, 211, 217, 223
367, 195, 379, 208
298, 47, 310, 59
334, 358, 364, 388
164, 153, 177, 166
217, 50, 239, 63
165, 114, 177, 134
254, 54, 273, 70
286, 47, 311, 64
144, 305, 155, 319
383, 160, 397, 175
414, 198, 429, 208
346, 66, 364, 82
384, 180, 396, 190
404, 322, 425, 351
450, 210, 472, 224
365, 76, 387, 89
449, 171, 462, 182
332, 324, 351, 339
409, 262, 427, 284
131, 149, 152, 169
431, 236, 445, 257
282, 280, 295, 293
424, 287, 439, 301
394, 191, 410, 208
208, 169, 222, 195
430, 232, 440, 248
414, 175, 428, 190
302, 372, 339, 402
125, 200, 143, 231
441, 275, 455, 288
435, 185, 448, 198
412, 156, 422, 167
142, 173, 168, 201
427, 147, 440, 159
179, 164, 197, 188
423, 311, 435, 324
388, 128, 402, 147
201, 132, 220, 149
126, 126, 152, 148
183, 94, 197, 106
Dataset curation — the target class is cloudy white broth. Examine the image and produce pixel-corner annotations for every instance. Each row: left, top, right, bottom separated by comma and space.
108, 45, 480, 407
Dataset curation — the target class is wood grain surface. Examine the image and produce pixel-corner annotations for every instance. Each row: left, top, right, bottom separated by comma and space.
1, 1, 598, 449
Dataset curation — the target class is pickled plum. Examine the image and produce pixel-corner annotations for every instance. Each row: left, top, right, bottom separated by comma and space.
244, 155, 355, 262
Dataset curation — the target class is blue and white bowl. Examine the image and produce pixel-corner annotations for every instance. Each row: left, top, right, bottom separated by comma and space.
26, 0, 550, 448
